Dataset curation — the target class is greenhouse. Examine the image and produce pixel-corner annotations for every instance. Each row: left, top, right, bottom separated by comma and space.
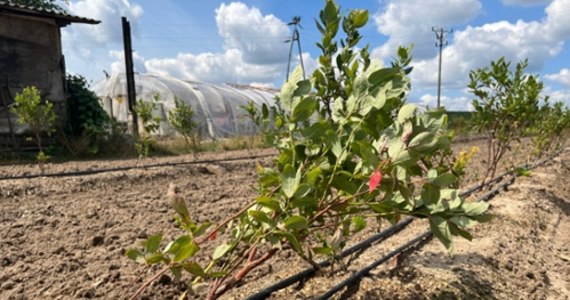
93, 73, 278, 139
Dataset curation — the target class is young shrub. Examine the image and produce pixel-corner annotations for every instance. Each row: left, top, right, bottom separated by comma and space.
62, 74, 111, 155
126, 2, 492, 299
134, 95, 161, 158
468, 58, 543, 183
532, 100, 570, 157
10, 86, 57, 169
167, 97, 199, 151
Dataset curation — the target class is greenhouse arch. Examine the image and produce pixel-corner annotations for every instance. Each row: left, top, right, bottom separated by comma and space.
93, 73, 278, 139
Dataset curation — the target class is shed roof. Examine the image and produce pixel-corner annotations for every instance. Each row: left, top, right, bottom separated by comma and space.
0, 1, 99, 26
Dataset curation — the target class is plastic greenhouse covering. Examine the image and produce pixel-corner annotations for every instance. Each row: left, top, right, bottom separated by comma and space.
92, 73, 278, 139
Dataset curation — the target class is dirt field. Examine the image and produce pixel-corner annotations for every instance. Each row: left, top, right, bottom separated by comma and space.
0, 141, 568, 300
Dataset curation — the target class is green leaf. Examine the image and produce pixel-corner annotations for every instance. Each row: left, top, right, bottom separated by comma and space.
283, 215, 309, 230
294, 184, 312, 198
408, 132, 435, 149
294, 80, 312, 97
144, 234, 163, 254
208, 271, 227, 278
429, 216, 453, 252
125, 249, 144, 263
163, 235, 200, 262
397, 104, 417, 123
462, 202, 489, 216
256, 196, 281, 212
331, 172, 358, 195
173, 239, 199, 262
351, 216, 367, 233
183, 261, 206, 277
293, 97, 317, 122
275, 231, 303, 253
470, 213, 494, 223
212, 243, 231, 260
450, 216, 478, 228
369, 201, 395, 213
146, 253, 167, 264
432, 173, 457, 187
170, 266, 182, 280
281, 164, 300, 199
350, 9, 369, 27
313, 246, 334, 256
191, 223, 212, 238
249, 210, 275, 225
449, 222, 474, 241
368, 68, 398, 85
306, 166, 322, 185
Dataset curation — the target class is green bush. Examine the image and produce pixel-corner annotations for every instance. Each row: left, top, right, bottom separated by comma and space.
126, 2, 491, 299
134, 95, 161, 158
167, 97, 199, 151
62, 74, 111, 155
10, 86, 57, 169
469, 58, 542, 183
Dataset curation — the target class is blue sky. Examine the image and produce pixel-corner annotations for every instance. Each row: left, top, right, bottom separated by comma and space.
60, 0, 570, 110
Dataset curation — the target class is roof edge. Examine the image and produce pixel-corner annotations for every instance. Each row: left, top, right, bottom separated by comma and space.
0, 2, 99, 25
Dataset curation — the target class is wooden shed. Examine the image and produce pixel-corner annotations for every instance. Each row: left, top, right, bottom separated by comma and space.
0, 1, 99, 147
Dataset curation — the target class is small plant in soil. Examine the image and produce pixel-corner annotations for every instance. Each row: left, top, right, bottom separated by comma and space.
126, 1, 492, 299
167, 97, 199, 152
468, 58, 543, 184
10, 86, 57, 172
134, 95, 161, 158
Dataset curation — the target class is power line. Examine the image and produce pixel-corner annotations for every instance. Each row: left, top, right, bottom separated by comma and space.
285, 16, 305, 81
432, 26, 453, 109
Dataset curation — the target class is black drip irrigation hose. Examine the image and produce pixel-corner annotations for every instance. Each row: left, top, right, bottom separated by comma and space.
315, 231, 433, 300
246, 218, 414, 300
246, 148, 567, 299
313, 148, 565, 299
0, 153, 276, 181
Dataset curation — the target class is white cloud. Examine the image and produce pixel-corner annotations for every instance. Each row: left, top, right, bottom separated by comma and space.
546, 89, 570, 107
109, 50, 147, 74
143, 2, 312, 85
545, 68, 570, 86
145, 49, 283, 84
408, 0, 570, 89
417, 94, 474, 111
215, 2, 289, 65
372, 0, 481, 60
60, 0, 144, 80
66, 0, 143, 45
502, 0, 552, 6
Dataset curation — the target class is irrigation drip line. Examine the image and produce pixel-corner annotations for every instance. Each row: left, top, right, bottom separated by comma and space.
315, 174, 518, 300
315, 231, 433, 300
246, 173, 508, 300
0, 153, 276, 181
246, 148, 566, 299
246, 218, 414, 300
313, 148, 565, 299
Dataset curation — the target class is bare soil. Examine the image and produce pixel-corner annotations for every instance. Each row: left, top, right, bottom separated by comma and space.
0, 142, 568, 300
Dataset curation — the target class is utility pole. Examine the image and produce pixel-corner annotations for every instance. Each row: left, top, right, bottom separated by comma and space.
432, 27, 453, 109
122, 16, 138, 137
285, 16, 305, 82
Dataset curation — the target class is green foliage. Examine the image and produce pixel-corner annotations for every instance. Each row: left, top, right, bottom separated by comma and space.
531, 100, 570, 157
469, 58, 543, 182
11, 86, 57, 153
167, 97, 199, 150
240, 100, 277, 146
127, 2, 490, 299
134, 95, 161, 157
61, 74, 111, 155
